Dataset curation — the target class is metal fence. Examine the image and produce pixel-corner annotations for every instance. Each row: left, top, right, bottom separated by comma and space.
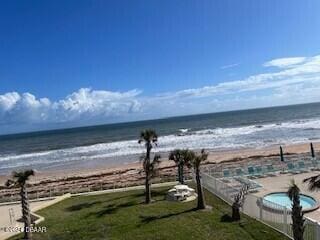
201, 172, 320, 240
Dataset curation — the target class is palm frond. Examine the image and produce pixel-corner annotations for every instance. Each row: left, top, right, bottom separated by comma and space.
303, 174, 320, 191
5, 179, 16, 188
153, 154, 161, 163
189, 149, 208, 168
150, 154, 161, 176
287, 180, 300, 200
168, 149, 183, 163
139, 129, 158, 144
24, 169, 35, 177
12, 169, 35, 185
199, 149, 208, 161
5, 169, 34, 188
183, 149, 195, 167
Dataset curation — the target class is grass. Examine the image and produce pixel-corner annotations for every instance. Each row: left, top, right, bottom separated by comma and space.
11, 186, 289, 240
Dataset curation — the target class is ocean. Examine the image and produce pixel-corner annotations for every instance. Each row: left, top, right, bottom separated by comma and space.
0, 102, 320, 174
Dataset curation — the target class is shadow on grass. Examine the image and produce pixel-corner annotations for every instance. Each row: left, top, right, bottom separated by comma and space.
220, 214, 234, 222
86, 201, 140, 218
132, 190, 166, 199
65, 189, 154, 212
139, 207, 197, 225
102, 193, 141, 203
65, 201, 102, 211
220, 214, 248, 225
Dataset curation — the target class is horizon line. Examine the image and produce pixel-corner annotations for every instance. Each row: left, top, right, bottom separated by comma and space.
0, 101, 319, 138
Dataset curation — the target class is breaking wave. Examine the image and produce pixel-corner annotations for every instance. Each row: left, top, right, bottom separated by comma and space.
1, 117, 320, 171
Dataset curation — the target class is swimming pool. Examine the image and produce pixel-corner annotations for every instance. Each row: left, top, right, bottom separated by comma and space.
263, 192, 318, 212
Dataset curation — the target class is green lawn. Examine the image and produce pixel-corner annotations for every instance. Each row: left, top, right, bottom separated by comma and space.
11, 186, 289, 240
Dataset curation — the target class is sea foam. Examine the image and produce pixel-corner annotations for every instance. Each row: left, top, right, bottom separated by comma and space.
1, 117, 320, 171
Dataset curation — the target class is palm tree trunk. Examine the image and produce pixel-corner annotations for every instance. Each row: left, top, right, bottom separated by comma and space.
145, 145, 151, 204
292, 196, 304, 240
232, 202, 241, 221
178, 163, 184, 184
145, 167, 151, 204
196, 167, 205, 209
180, 163, 184, 184
21, 184, 32, 240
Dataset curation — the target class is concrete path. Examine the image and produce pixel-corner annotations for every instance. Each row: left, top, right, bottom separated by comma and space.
0, 194, 71, 240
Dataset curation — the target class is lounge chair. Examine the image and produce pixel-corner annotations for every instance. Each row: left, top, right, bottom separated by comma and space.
286, 162, 299, 174
247, 166, 254, 174
221, 169, 232, 183
235, 168, 245, 176
247, 166, 257, 179
255, 166, 265, 178
265, 164, 277, 176
234, 176, 262, 190
297, 161, 309, 173
222, 169, 231, 178
311, 158, 320, 171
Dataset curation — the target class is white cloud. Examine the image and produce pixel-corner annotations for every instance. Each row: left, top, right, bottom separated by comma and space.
220, 63, 240, 69
0, 92, 21, 112
157, 55, 320, 100
0, 88, 142, 126
1, 54, 320, 134
263, 57, 307, 68
55, 88, 141, 122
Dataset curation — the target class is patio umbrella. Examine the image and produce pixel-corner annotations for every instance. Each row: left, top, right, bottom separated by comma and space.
280, 146, 284, 162
311, 142, 315, 158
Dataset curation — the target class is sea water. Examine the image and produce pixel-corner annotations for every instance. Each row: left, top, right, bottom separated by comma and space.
0, 102, 320, 174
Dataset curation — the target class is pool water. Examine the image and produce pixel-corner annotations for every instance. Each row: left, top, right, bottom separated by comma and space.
263, 193, 317, 210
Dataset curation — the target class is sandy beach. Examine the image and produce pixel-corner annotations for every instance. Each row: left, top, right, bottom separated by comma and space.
0, 141, 319, 201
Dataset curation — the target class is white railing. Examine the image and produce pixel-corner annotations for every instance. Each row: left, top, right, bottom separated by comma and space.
201, 171, 320, 240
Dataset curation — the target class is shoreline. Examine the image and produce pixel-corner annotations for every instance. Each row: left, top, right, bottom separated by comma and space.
0, 141, 319, 186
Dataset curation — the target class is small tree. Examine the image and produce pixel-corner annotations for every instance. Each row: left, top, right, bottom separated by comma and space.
169, 149, 189, 184
6, 169, 35, 240
188, 149, 208, 210
138, 129, 158, 204
232, 184, 249, 221
287, 181, 304, 240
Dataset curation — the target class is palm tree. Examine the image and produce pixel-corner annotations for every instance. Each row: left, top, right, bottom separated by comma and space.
169, 149, 189, 184
188, 149, 208, 210
232, 184, 249, 221
287, 181, 304, 240
6, 169, 35, 240
138, 129, 158, 204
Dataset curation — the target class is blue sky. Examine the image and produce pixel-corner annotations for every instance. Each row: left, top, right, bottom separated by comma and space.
0, 0, 320, 134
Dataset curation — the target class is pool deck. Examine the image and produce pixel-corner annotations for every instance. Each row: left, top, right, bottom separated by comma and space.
253, 170, 320, 222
